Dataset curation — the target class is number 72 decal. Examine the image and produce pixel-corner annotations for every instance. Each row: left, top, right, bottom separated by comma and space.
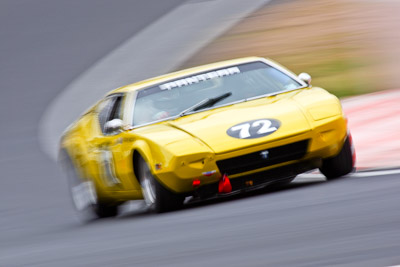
227, 119, 281, 139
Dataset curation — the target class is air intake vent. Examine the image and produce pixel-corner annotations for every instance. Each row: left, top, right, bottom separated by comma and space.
216, 139, 309, 175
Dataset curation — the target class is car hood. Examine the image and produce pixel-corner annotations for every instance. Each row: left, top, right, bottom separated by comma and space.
167, 93, 311, 154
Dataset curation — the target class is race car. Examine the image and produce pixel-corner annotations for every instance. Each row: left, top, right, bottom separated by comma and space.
59, 57, 355, 219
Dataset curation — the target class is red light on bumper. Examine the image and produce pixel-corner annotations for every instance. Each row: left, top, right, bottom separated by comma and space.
192, 179, 201, 188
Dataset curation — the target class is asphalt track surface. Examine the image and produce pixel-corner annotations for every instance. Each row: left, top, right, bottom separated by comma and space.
1, 1, 400, 266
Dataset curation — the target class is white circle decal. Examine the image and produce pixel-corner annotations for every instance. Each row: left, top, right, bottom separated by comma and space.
227, 119, 280, 139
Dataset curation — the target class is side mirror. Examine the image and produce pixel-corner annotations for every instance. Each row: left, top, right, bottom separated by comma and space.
298, 73, 312, 86
104, 119, 124, 135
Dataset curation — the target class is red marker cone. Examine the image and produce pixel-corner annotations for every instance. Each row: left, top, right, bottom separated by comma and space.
218, 174, 232, 194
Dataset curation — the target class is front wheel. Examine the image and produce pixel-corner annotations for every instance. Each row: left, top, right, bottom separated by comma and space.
319, 135, 355, 180
137, 157, 183, 213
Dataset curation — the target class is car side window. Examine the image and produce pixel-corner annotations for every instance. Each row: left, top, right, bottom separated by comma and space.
98, 94, 123, 134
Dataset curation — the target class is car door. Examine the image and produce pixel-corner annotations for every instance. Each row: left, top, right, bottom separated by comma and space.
90, 94, 137, 191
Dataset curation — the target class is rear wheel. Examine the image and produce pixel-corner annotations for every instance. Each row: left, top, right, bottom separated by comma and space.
137, 157, 183, 213
319, 135, 355, 180
61, 151, 118, 221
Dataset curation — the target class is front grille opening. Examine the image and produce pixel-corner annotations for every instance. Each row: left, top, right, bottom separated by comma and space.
216, 139, 309, 175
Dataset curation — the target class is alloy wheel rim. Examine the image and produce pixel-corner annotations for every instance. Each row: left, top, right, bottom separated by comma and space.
142, 170, 156, 205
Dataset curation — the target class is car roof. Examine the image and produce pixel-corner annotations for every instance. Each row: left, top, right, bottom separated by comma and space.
109, 57, 268, 95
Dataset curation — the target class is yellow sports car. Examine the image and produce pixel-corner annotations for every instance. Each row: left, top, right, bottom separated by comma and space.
59, 57, 355, 219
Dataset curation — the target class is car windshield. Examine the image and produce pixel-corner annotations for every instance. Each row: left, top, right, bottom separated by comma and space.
132, 61, 302, 126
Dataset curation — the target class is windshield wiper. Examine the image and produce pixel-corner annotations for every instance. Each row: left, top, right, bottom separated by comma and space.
179, 92, 232, 117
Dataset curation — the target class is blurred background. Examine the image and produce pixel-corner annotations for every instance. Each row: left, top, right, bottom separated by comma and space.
184, 0, 400, 97
1, 0, 400, 266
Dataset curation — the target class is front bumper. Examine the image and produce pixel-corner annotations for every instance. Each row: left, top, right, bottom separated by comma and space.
194, 158, 321, 199
155, 115, 347, 194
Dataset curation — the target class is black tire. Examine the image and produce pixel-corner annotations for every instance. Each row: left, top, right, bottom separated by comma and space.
319, 136, 355, 180
60, 150, 118, 221
137, 157, 183, 213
